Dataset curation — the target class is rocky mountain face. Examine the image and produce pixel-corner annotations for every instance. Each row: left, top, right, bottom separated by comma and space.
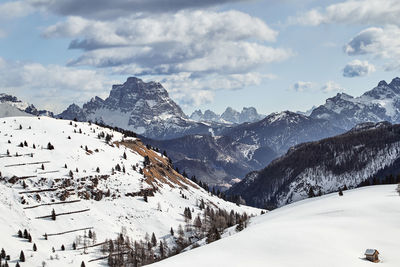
190, 107, 265, 124
142, 134, 277, 189
310, 77, 400, 129
222, 111, 344, 154
0, 93, 54, 117
58, 77, 215, 139
143, 111, 343, 190
227, 122, 400, 208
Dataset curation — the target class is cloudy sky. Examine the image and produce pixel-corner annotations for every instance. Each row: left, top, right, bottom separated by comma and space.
0, 0, 399, 115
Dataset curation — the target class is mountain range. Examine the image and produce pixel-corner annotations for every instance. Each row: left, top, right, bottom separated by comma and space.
3, 77, 400, 191
190, 107, 265, 124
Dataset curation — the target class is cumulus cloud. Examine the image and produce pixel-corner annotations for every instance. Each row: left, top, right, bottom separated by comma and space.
29, 0, 250, 19
344, 26, 400, 70
343, 60, 375, 77
0, 57, 117, 112
42, 10, 291, 76
291, 0, 400, 26
0, 1, 34, 19
321, 81, 343, 93
155, 72, 273, 107
291, 81, 315, 92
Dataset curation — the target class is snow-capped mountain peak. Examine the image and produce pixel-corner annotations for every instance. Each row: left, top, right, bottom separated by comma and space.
58, 77, 212, 139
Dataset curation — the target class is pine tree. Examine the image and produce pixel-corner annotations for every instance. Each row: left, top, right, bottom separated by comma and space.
28, 234, 32, 243
72, 242, 76, 250
33, 243, 37, 251
123, 152, 127, 159
16, 262, 20, 267
308, 187, 315, 198
19, 251, 25, 262
170, 227, 174, 236
44, 233, 48, 240
151, 233, 157, 247
18, 230, 23, 238
81, 261, 86, 267
51, 209, 56, 220
338, 188, 343, 196
1, 248, 6, 258
159, 240, 165, 258
23, 229, 28, 239
61, 245, 65, 251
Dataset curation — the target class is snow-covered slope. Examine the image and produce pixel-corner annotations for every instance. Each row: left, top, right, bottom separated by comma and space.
0, 103, 32, 117
227, 121, 400, 207
0, 93, 53, 117
0, 116, 259, 266
151, 185, 400, 267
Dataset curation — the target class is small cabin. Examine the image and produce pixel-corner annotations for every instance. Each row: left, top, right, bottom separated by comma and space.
365, 249, 379, 262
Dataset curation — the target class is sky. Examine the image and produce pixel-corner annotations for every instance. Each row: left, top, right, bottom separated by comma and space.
0, 0, 399, 115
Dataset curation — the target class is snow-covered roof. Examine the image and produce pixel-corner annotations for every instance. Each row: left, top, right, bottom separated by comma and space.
365, 249, 378, 256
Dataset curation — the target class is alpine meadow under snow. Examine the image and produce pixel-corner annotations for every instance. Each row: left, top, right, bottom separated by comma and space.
151, 185, 400, 267
0, 116, 259, 266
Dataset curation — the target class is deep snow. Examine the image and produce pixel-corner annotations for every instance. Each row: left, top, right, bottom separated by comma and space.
150, 185, 400, 267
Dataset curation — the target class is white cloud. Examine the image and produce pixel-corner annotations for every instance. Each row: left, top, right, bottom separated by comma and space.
0, 57, 117, 112
343, 59, 375, 77
155, 72, 273, 107
291, 81, 315, 92
29, 0, 250, 19
291, 0, 400, 26
321, 81, 343, 93
42, 10, 291, 77
0, 1, 34, 19
344, 26, 400, 70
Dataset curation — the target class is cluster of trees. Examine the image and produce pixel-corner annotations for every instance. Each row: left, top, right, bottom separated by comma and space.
99, 202, 250, 267
17, 229, 32, 242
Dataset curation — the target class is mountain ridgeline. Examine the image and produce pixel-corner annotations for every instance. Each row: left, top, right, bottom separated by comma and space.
227, 122, 400, 208
4, 77, 400, 191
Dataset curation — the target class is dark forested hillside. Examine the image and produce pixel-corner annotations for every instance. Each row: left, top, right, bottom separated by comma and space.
227, 122, 400, 208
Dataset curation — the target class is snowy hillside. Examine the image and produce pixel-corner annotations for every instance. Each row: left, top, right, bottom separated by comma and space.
0, 116, 259, 266
0, 93, 53, 117
151, 185, 400, 267
228, 121, 400, 207
0, 103, 32, 118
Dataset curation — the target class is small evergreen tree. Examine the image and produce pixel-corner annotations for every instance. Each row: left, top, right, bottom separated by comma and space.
151, 233, 157, 247
18, 230, 23, 238
338, 188, 343, 196
170, 227, 174, 236
81, 261, 86, 267
33, 243, 37, 251
72, 242, 76, 250
19, 251, 25, 262
23, 229, 28, 239
61, 245, 65, 251
16, 262, 20, 267
1, 248, 6, 258
51, 209, 56, 220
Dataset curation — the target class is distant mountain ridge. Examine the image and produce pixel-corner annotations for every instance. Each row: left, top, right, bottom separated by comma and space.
310, 77, 400, 129
0, 93, 53, 117
190, 107, 265, 124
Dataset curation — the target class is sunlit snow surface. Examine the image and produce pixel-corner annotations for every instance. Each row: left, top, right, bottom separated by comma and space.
151, 185, 400, 267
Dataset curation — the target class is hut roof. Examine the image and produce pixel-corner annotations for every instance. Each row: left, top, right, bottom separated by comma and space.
365, 249, 379, 256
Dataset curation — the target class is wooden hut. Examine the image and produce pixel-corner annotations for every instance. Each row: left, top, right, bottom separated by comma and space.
364, 249, 379, 262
